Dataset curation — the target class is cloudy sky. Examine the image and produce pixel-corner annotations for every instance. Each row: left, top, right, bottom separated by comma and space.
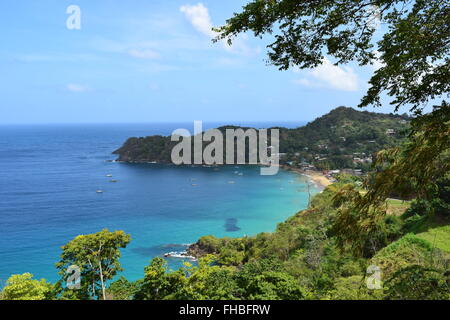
0, 0, 404, 124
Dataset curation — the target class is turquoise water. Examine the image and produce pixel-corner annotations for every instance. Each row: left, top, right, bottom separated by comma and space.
0, 123, 315, 284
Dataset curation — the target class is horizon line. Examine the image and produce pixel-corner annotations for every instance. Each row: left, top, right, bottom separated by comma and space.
0, 120, 310, 126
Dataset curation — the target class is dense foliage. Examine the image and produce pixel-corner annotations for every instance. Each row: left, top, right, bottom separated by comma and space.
1, 273, 53, 300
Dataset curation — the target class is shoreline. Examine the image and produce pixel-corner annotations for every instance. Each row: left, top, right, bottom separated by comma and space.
162, 165, 333, 261
184, 167, 332, 259
114, 160, 333, 189
280, 165, 333, 189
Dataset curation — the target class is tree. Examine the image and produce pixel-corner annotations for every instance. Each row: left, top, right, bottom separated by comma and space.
332, 104, 449, 256
326, 275, 384, 300
215, 1, 449, 224
134, 257, 186, 300
56, 229, 131, 300
214, 0, 449, 115
243, 271, 305, 300
1, 273, 53, 300
176, 256, 240, 300
106, 276, 141, 300
384, 265, 449, 300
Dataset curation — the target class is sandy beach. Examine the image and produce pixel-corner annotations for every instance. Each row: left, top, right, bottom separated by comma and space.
281, 166, 333, 188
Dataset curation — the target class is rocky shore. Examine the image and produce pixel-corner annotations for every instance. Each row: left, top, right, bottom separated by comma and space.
186, 240, 217, 258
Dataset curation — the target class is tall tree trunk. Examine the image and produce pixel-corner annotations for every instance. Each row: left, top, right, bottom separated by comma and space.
98, 260, 106, 300
87, 258, 96, 299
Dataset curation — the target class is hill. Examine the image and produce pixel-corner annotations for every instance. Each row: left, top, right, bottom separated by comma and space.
113, 107, 410, 170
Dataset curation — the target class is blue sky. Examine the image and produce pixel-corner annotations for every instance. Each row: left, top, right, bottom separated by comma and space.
0, 1, 414, 124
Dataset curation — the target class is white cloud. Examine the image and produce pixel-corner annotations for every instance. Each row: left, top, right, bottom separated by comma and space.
66, 83, 90, 92
371, 50, 385, 71
180, 3, 215, 38
127, 49, 160, 59
294, 58, 359, 91
367, 5, 381, 30
180, 3, 259, 56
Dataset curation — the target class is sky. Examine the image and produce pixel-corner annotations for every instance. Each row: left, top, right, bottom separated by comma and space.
0, 0, 417, 124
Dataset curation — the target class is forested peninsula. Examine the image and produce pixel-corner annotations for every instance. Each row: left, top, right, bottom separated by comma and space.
113, 106, 410, 171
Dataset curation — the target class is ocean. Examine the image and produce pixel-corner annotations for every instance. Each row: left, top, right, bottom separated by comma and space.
0, 122, 316, 284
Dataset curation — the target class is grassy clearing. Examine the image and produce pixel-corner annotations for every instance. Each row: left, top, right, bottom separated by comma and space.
386, 198, 411, 216
415, 225, 450, 253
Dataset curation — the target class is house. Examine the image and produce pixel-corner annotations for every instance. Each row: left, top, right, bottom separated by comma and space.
342, 168, 364, 176
386, 129, 395, 135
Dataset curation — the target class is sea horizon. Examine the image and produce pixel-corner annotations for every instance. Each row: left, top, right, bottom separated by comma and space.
0, 121, 308, 128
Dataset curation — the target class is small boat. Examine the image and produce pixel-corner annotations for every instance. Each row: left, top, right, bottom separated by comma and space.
191, 184, 197, 186
109, 180, 118, 183
106, 174, 113, 177
96, 190, 104, 193
228, 181, 235, 184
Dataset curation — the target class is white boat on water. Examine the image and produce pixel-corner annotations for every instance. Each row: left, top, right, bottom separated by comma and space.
96, 190, 104, 193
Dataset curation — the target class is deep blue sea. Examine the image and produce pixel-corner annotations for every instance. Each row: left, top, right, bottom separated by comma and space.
0, 122, 316, 284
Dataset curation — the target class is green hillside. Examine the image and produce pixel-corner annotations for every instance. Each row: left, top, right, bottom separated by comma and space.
113, 106, 410, 170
